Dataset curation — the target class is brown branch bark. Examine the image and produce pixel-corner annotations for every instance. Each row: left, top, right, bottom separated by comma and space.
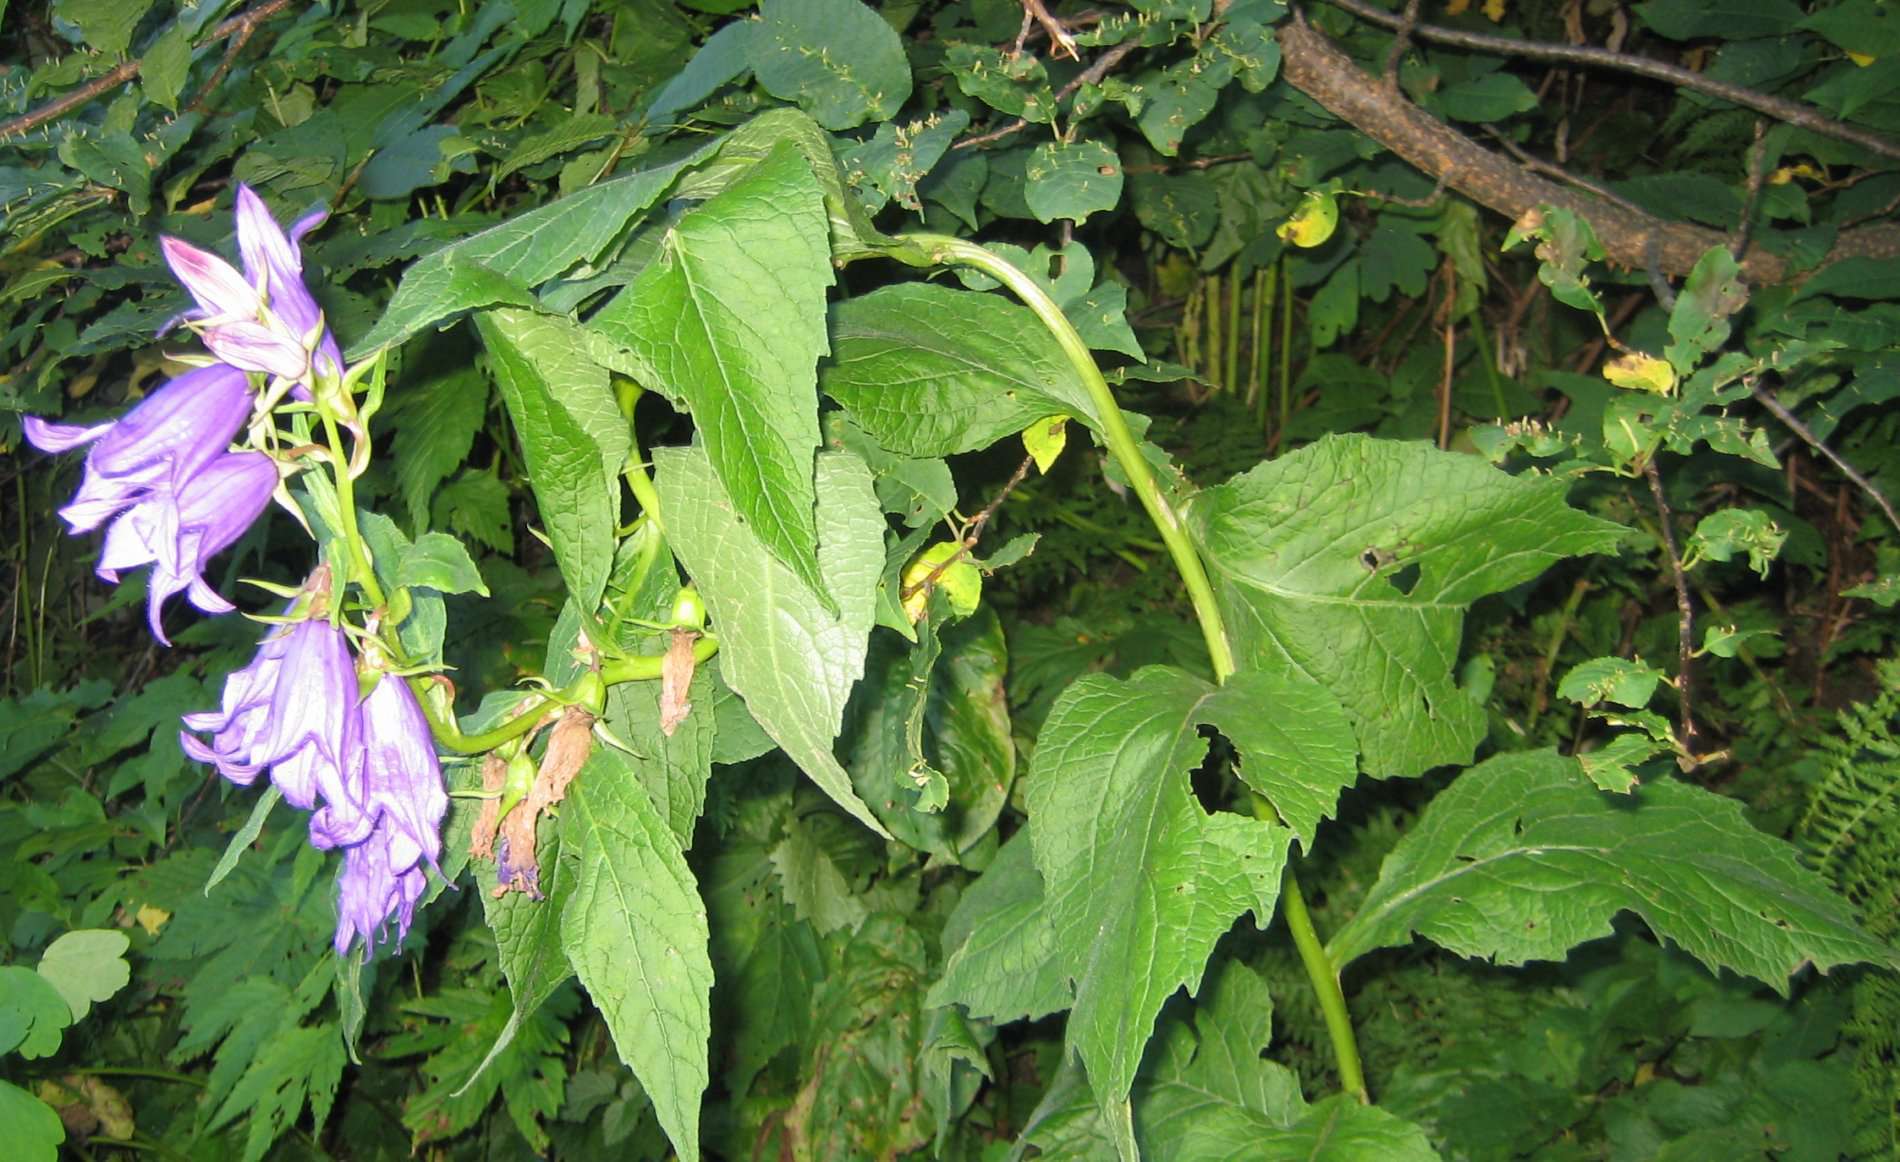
1276, 14, 1900, 285
1322, 0, 1900, 162
0, 0, 296, 141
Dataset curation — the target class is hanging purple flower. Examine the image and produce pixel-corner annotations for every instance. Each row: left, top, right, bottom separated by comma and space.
180, 617, 367, 826
333, 822, 429, 958
93, 451, 278, 644
159, 185, 341, 384
23, 363, 252, 533
325, 675, 446, 957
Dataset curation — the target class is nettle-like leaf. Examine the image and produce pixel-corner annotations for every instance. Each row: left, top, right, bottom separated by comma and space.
820, 282, 1105, 457
350, 145, 713, 355
391, 986, 573, 1152
929, 831, 1069, 1024
592, 141, 834, 601
1134, 959, 1437, 1161
1026, 666, 1305, 1140
474, 307, 628, 616
655, 445, 891, 837
1191, 434, 1628, 777
750, 0, 912, 131
561, 753, 714, 1162
1327, 749, 1893, 991
387, 362, 490, 534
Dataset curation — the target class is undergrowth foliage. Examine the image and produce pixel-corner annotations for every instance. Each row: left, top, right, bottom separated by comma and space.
3, 1, 1899, 1159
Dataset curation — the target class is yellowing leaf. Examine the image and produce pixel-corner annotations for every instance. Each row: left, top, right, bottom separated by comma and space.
1022, 415, 1068, 473
1849, 51, 1877, 67
134, 904, 169, 937
1603, 351, 1676, 394
901, 541, 982, 623
1483, 0, 1507, 20
1276, 191, 1338, 248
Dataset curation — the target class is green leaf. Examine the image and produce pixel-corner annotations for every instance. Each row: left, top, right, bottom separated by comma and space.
1326, 749, 1893, 991
1429, 72, 1540, 122
591, 141, 834, 601
1556, 656, 1666, 710
644, 19, 755, 126
0, 1080, 62, 1162
389, 363, 490, 534
1685, 508, 1786, 578
204, 786, 280, 894
397, 531, 489, 596
36, 930, 130, 1022
141, 21, 194, 111
1252, 1097, 1440, 1160
1135, 959, 1304, 1156
0, 967, 74, 1060
820, 282, 1102, 456
1024, 138, 1124, 224
1635, 0, 1805, 40
1190, 434, 1627, 777
352, 145, 711, 356
655, 445, 891, 838
1027, 666, 1294, 1121
750, 0, 912, 130
474, 307, 628, 616
215, 1022, 347, 1162
928, 831, 1070, 1023
1666, 247, 1748, 373
52, 0, 151, 56
561, 755, 714, 1162
839, 109, 969, 214
604, 670, 716, 847
1574, 731, 1662, 794
770, 814, 870, 935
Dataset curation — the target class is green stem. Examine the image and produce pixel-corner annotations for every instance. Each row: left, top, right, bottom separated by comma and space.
1278, 259, 1294, 436
1278, 861, 1369, 1102
894, 232, 1364, 1103
318, 410, 385, 611
1224, 265, 1243, 399
898, 233, 1237, 681
416, 634, 720, 753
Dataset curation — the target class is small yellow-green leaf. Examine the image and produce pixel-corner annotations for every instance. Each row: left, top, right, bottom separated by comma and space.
1023, 415, 1068, 473
902, 541, 981, 623
1276, 190, 1338, 248
1603, 350, 1676, 393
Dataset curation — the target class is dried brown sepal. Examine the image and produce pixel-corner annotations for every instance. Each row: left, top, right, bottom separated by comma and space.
660, 629, 698, 737
469, 751, 507, 860
494, 705, 597, 898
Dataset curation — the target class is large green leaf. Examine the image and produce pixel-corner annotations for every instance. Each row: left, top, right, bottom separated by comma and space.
350, 147, 710, 356
1327, 749, 1893, 991
749, 0, 912, 131
591, 141, 834, 601
1190, 434, 1627, 777
654, 445, 890, 838
561, 751, 713, 1162
927, 830, 1069, 1024
820, 282, 1103, 457
473, 308, 628, 617
1026, 666, 1294, 1139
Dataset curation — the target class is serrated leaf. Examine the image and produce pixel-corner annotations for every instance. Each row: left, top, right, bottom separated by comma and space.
396, 531, 489, 596
1026, 666, 1295, 1119
1190, 434, 1628, 777
36, 930, 129, 1023
1666, 246, 1748, 373
1024, 138, 1124, 225
141, 21, 194, 111
1326, 749, 1893, 991
213, 1022, 346, 1162
1556, 656, 1666, 710
561, 756, 713, 1162
655, 445, 891, 837
1574, 731, 1661, 793
1686, 507, 1786, 578
770, 814, 870, 934
591, 141, 833, 601
352, 145, 712, 355
751, 0, 912, 130
929, 831, 1069, 1023
391, 363, 490, 533
52, 0, 151, 56
839, 109, 969, 214
820, 282, 1104, 456
474, 307, 627, 616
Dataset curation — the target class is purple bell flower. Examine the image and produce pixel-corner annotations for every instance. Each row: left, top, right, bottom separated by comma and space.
180, 617, 366, 823
326, 675, 446, 957
23, 363, 252, 533
334, 823, 429, 958
93, 451, 277, 644
159, 185, 341, 384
